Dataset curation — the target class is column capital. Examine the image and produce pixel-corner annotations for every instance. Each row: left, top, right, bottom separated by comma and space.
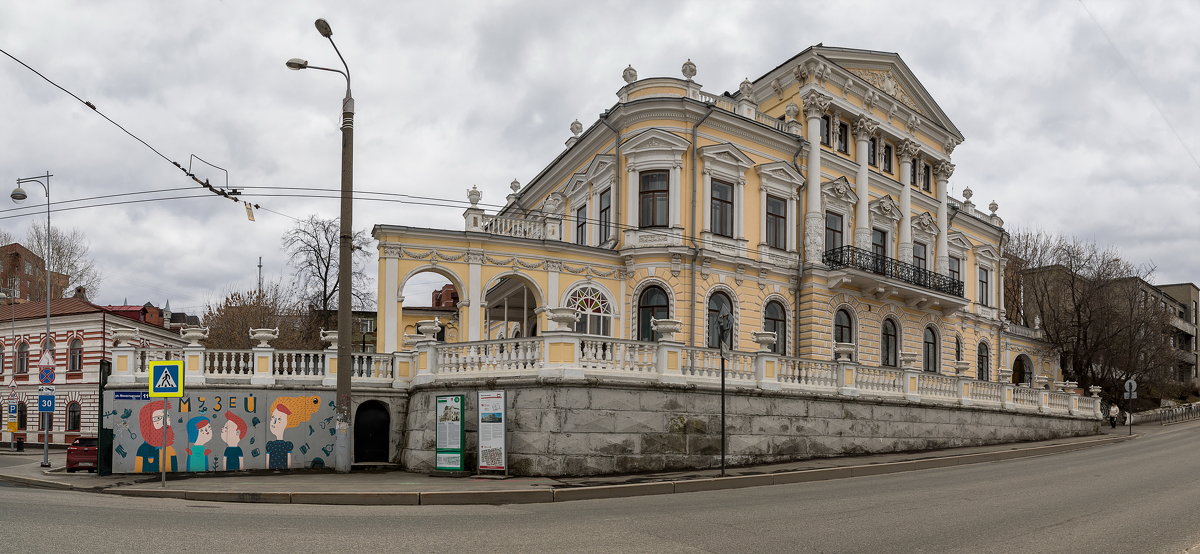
934, 160, 956, 180
853, 116, 879, 141
802, 90, 832, 119
897, 139, 921, 163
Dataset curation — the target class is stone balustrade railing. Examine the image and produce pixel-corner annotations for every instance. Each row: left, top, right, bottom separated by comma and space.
103, 331, 1102, 420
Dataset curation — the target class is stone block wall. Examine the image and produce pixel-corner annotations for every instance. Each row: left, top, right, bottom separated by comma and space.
400, 382, 1100, 476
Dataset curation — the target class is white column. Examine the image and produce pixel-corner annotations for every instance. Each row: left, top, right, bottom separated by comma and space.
670, 164, 682, 228
467, 253, 483, 341
759, 186, 768, 246
935, 161, 955, 274
381, 250, 400, 353
801, 91, 831, 265
787, 195, 798, 251
898, 140, 918, 264
627, 167, 639, 230
853, 117, 877, 250
734, 179, 746, 240
702, 169, 712, 232
588, 185, 598, 246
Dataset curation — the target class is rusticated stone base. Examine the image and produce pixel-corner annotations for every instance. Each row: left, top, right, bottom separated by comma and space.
399, 382, 1100, 476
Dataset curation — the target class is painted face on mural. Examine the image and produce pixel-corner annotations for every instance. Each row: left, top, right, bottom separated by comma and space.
152, 409, 166, 430
195, 421, 213, 445
269, 408, 287, 440
221, 420, 240, 445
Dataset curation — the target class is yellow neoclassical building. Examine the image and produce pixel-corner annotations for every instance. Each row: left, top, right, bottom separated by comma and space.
374, 45, 1061, 386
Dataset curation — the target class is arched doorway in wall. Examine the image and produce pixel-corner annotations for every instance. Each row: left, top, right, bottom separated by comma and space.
1013, 354, 1033, 385
354, 400, 391, 464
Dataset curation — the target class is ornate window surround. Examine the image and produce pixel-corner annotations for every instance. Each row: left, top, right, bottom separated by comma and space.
563, 282, 618, 336
623, 129, 689, 247
974, 244, 1000, 310
869, 194, 901, 258
698, 143, 753, 253
755, 162, 803, 257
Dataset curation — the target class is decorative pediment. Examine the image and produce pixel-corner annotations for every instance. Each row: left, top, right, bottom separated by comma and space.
869, 195, 901, 222
755, 162, 804, 197
974, 244, 1000, 263
947, 231, 973, 254
623, 128, 690, 155
584, 155, 615, 184
821, 176, 857, 205
698, 143, 753, 183
911, 211, 938, 241
562, 174, 588, 198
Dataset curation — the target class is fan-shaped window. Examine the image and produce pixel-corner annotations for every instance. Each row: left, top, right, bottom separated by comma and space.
67, 402, 81, 431
16, 343, 28, 374
637, 286, 670, 341
977, 342, 990, 381
881, 319, 898, 367
567, 286, 612, 336
923, 327, 939, 373
68, 339, 84, 373
834, 309, 853, 344
763, 301, 786, 354
706, 292, 734, 348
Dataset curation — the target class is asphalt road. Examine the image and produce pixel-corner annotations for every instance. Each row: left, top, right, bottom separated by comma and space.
2, 424, 1198, 553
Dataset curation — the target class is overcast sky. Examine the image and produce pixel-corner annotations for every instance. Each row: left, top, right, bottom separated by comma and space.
1, 0, 1196, 314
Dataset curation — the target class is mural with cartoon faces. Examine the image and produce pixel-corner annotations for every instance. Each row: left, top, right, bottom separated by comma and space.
105, 391, 336, 474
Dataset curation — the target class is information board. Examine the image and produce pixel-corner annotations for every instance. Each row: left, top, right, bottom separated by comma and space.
434, 395, 465, 471
477, 391, 507, 472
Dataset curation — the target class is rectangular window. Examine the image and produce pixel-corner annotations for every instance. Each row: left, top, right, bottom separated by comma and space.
979, 267, 991, 306
575, 205, 587, 245
820, 115, 831, 145
868, 138, 878, 167
949, 256, 961, 281
765, 195, 787, 250
711, 179, 734, 237
824, 212, 843, 252
883, 144, 893, 173
910, 159, 918, 186
871, 229, 887, 257
836, 122, 849, 153
598, 189, 611, 244
913, 242, 928, 269
923, 163, 932, 191
639, 171, 669, 228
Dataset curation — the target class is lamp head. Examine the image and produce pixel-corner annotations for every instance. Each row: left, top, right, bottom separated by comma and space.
315, 18, 332, 38
286, 58, 309, 70
10, 186, 27, 202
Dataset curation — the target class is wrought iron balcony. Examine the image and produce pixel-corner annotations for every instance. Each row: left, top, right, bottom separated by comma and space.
823, 246, 964, 297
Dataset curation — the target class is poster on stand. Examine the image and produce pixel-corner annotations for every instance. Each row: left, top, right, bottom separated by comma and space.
477, 391, 506, 471
435, 394, 465, 471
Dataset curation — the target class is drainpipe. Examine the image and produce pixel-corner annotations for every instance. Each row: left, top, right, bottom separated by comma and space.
790, 140, 808, 357
599, 112, 621, 248
689, 102, 716, 349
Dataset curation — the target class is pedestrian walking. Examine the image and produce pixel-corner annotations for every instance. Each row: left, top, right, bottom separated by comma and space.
1108, 404, 1120, 429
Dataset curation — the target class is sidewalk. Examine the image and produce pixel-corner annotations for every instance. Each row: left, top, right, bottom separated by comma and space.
0, 427, 1147, 506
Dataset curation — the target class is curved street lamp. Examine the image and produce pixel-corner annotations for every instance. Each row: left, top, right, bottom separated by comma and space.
12, 172, 53, 468
287, 18, 355, 474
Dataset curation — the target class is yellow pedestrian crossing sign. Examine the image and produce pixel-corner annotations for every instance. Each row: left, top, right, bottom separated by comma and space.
149, 361, 184, 397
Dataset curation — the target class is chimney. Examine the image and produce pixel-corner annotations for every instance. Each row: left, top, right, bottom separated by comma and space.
72, 286, 87, 301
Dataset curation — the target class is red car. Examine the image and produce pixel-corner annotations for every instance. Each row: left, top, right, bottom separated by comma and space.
66, 437, 98, 473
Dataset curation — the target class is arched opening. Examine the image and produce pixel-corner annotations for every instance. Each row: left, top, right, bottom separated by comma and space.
354, 400, 391, 464
636, 285, 670, 341
977, 342, 991, 382
17, 342, 28, 374
834, 309, 853, 344
68, 339, 84, 373
484, 273, 543, 340
923, 326, 939, 373
400, 269, 461, 348
881, 319, 898, 367
706, 291, 734, 348
66, 402, 81, 431
764, 300, 787, 354
566, 285, 613, 336
1013, 354, 1031, 385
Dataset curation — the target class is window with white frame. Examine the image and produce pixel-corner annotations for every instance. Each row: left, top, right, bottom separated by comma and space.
711, 179, 734, 238
949, 256, 961, 281
881, 318, 898, 367
923, 326, 939, 373
639, 171, 669, 228
567, 285, 613, 336
978, 266, 992, 307
756, 163, 802, 253
69, 338, 84, 373
883, 143, 894, 173
913, 242, 928, 270
598, 189, 611, 244
765, 196, 787, 250
825, 212, 844, 252
763, 300, 786, 354
574, 204, 587, 245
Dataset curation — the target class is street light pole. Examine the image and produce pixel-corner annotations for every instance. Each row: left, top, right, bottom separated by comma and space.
12, 172, 53, 468
289, 19, 355, 473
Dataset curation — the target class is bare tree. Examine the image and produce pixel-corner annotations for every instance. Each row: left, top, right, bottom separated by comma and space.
1005, 229, 1177, 406
26, 223, 102, 300
282, 215, 373, 328
201, 281, 322, 349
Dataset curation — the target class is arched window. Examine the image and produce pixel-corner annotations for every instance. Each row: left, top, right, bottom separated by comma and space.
68, 339, 84, 373
763, 301, 786, 354
923, 327, 939, 373
977, 342, 991, 381
16, 343, 28, 374
881, 319, 898, 367
67, 402, 81, 431
17, 402, 27, 430
955, 336, 963, 361
834, 309, 853, 344
567, 286, 613, 336
706, 291, 734, 348
637, 286, 670, 341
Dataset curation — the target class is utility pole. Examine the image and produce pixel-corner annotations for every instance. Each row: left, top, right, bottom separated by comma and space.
257, 256, 263, 294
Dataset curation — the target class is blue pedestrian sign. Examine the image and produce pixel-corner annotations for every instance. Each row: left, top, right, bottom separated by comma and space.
38, 395, 54, 412
148, 360, 184, 398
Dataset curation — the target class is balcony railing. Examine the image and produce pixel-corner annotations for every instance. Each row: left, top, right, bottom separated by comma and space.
823, 246, 965, 297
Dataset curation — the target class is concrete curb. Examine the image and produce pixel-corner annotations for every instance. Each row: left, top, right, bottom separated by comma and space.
9, 435, 1132, 506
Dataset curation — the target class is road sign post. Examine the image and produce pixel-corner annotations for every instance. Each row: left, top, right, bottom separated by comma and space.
148, 361, 184, 487
1124, 380, 1137, 436
36, 350, 55, 468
